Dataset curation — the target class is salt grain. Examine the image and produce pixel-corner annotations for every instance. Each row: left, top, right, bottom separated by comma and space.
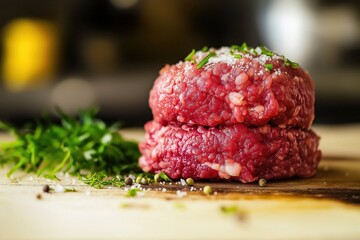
192, 46, 282, 71
176, 190, 187, 198
56, 172, 64, 178
180, 179, 186, 186
137, 191, 145, 197
54, 184, 65, 193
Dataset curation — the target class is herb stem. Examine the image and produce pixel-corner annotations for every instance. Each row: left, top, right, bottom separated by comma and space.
196, 52, 216, 69
184, 49, 196, 61
50, 150, 71, 176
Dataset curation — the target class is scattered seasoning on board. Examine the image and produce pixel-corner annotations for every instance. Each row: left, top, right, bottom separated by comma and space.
140, 177, 148, 185
220, 205, 238, 214
125, 177, 133, 186
135, 176, 142, 184
220, 205, 248, 222
174, 202, 186, 210
42, 184, 50, 193
159, 172, 172, 182
180, 179, 186, 186
127, 188, 140, 197
186, 178, 194, 186
154, 174, 161, 183
258, 178, 267, 187
64, 188, 76, 192
203, 185, 213, 195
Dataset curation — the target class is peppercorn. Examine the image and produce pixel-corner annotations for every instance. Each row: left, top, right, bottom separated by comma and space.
203, 185, 213, 195
154, 174, 161, 183
42, 184, 50, 193
140, 177, 148, 185
36, 193, 42, 200
258, 178, 267, 187
186, 178, 194, 186
125, 177, 133, 185
135, 176, 142, 184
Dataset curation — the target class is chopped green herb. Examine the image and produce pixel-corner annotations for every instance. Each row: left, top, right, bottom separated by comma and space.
230, 43, 249, 53
229, 43, 300, 69
233, 53, 242, 59
159, 171, 172, 182
119, 202, 149, 209
127, 188, 140, 197
174, 202, 186, 210
259, 46, 274, 57
119, 203, 131, 208
201, 46, 208, 52
220, 205, 248, 222
203, 185, 213, 195
184, 49, 196, 61
81, 172, 125, 189
239, 42, 250, 52
230, 45, 240, 51
64, 187, 76, 192
265, 63, 273, 71
0, 109, 142, 183
220, 205, 238, 214
284, 58, 299, 68
196, 52, 216, 69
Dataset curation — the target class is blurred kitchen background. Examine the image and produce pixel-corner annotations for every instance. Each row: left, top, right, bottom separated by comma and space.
0, 0, 359, 127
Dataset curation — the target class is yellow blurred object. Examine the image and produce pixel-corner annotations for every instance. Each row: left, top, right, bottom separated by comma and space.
2, 19, 58, 91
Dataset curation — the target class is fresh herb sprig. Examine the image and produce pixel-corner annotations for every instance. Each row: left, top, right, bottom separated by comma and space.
186, 43, 300, 70
81, 171, 126, 189
196, 52, 216, 69
265, 63, 273, 71
0, 108, 142, 180
184, 49, 196, 62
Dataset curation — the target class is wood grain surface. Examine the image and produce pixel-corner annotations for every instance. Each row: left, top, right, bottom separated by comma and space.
0, 125, 360, 240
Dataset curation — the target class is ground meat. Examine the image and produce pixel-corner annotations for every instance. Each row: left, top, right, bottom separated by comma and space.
140, 46, 321, 182
149, 47, 315, 129
139, 121, 321, 183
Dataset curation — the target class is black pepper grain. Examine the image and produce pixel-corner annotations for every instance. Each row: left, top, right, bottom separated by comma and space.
36, 194, 42, 200
125, 177, 133, 185
258, 178, 267, 187
140, 177, 148, 185
42, 184, 50, 193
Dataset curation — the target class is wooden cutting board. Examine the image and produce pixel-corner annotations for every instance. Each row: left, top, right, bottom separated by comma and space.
0, 126, 360, 240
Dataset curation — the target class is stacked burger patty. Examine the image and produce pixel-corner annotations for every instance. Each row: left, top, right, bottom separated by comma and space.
139, 45, 321, 183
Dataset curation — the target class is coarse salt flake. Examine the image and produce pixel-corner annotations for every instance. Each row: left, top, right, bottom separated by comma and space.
54, 184, 65, 193
176, 190, 187, 198
180, 179, 186, 186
